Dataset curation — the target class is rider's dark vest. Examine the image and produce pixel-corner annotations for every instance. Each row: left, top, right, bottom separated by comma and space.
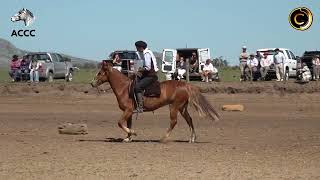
143, 56, 157, 77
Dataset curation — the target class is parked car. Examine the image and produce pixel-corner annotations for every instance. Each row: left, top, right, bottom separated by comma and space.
257, 48, 297, 80
161, 48, 211, 80
105, 50, 138, 76
298, 51, 320, 80
23, 52, 74, 82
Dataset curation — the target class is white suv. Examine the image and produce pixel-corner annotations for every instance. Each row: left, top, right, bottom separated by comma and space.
257, 48, 298, 80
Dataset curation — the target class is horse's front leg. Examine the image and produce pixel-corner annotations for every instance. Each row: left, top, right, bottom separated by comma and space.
118, 110, 136, 140
123, 115, 133, 142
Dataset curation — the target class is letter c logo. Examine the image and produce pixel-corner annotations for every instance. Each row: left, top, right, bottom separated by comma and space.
289, 7, 313, 31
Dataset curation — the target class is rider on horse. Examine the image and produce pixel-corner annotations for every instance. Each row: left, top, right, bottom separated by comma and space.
134, 41, 159, 113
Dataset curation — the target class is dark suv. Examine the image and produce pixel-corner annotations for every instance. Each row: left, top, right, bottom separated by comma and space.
298, 51, 320, 80
106, 50, 138, 76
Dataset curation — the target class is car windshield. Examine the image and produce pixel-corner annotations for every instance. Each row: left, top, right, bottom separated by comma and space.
110, 52, 137, 60
303, 51, 320, 57
27, 54, 50, 61
258, 50, 283, 55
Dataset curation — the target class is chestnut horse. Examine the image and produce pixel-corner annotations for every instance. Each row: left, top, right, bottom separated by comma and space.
91, 61, 220, 143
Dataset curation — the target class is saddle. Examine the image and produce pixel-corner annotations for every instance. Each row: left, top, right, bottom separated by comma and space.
129, 76, 161, 99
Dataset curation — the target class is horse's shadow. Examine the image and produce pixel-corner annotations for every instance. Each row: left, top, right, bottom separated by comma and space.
78, 138, 210, 144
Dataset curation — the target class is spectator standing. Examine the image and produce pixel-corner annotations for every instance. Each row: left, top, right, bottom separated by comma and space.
260, 53, 272, 80
273, 48, 285, 81
8, 55, 21, 82
29, 58, 40, 83
239, 46, 248, 81
312, 55, 320, 80
201, 59, 215, 82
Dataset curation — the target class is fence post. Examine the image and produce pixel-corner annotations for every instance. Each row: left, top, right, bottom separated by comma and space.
186, 58, 190, 82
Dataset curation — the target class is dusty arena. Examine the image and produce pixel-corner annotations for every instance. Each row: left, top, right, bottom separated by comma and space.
0, 82, 320, 179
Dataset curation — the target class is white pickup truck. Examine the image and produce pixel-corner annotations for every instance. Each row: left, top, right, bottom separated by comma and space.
257, 48, 298, 80
161, 48, 211, 80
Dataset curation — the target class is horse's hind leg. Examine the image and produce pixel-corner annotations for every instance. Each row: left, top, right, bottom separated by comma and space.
160, 106, 178, 143
180, 104, 196, 143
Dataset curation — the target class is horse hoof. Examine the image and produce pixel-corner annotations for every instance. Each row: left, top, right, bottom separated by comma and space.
123, 137, 132, 143
129, 130, 137, 136
189, 140, 196, 143
160, 137, 169, 143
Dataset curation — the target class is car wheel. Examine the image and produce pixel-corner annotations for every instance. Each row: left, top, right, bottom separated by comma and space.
47, 72, 54, 82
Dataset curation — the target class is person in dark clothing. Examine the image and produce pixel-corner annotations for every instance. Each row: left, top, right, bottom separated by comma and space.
134, 41, 159, 113
189, 52, 198, 73
9, 55, 21, 82
20, 56, 30, 81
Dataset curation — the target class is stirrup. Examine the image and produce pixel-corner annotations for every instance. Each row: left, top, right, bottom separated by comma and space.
133, 107, 144, 113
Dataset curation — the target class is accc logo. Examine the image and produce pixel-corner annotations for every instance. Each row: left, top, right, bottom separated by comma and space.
10, 8, 36, 37
11, 30, 36, 37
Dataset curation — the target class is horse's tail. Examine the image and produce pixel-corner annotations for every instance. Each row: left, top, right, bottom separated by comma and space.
188, 85, 220, 122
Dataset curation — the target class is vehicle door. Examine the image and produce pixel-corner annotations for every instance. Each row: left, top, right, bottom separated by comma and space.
51, 53, 66, 78
197, 48, 211, 72
161, 49, 177, 73
285, 50, 297, 76
288, 50, 297, 76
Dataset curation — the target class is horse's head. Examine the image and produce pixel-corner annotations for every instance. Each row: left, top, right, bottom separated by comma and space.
91, 60, 113, 87
11, 8, 34, 26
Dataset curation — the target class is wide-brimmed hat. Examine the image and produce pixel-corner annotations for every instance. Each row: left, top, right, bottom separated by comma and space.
249, 53, 255, 56
242, 46, 247, 49
135, 41, 147, 48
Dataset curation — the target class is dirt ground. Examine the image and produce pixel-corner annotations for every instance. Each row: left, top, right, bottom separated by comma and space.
0, 83, 320, 179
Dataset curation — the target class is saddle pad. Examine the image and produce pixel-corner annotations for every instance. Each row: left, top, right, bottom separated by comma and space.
129, 79, 161, 98
144, 81, 161, 97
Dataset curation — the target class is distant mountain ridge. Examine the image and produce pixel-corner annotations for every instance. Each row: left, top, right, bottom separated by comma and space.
0, 38, 164, 69
0, 38, 96, 68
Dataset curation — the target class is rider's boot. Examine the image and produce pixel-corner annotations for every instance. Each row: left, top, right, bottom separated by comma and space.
133, 93, 144, 113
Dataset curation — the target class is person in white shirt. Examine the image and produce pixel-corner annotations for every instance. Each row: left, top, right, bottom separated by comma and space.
201, 59, 217, 82
301, 63, 312, 82
260, 53, 272, 80
29, 58, 41, 83
273, 48, 285, 81
134, 41, 159, 113
245, 54, 259, 81
312, 55, 320, 80
176, 57, 186, 80
112, 53, 122, 72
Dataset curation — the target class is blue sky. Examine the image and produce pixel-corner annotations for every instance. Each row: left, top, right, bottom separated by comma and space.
0, 0, 319, 65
